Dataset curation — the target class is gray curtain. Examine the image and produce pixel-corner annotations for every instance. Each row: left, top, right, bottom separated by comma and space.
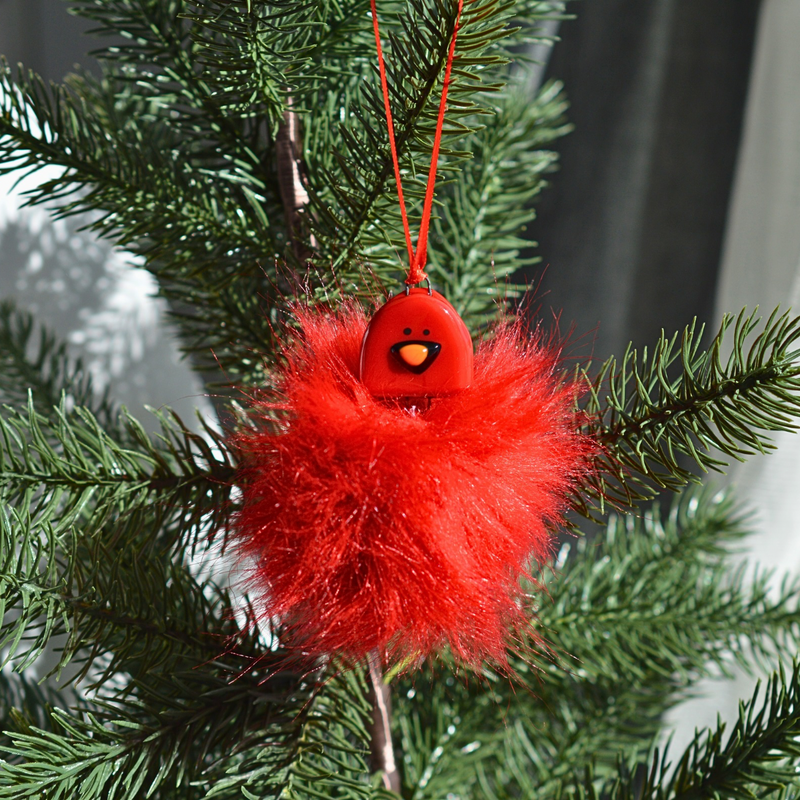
527, 0, 761, 361
0, 0, 96, 80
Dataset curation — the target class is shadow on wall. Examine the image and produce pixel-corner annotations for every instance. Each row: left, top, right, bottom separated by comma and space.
0, 171, 208, 431
0, 1, 208, 430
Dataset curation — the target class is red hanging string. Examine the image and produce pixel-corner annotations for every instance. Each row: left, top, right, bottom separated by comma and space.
370, 0, 464, 286
370, 1, 415, 270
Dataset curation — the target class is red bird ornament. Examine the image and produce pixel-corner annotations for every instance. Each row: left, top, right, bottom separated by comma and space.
231, 0, 593, 668
233, 304, 592, 668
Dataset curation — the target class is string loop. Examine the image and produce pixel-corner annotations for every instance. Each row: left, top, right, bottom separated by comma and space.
370, 0, 464, 286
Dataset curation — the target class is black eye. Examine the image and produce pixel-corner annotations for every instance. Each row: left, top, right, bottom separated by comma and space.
403, 327, 412, 335
423, 329, 430, 336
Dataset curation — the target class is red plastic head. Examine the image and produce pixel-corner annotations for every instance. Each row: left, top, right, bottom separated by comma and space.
360, 288, 474, 398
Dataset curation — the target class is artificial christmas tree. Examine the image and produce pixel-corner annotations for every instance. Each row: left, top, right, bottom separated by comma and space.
1, 2, 800, 799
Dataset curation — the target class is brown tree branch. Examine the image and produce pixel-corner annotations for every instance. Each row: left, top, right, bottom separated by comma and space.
368, 651, 401, 793
275, 98, 316, 269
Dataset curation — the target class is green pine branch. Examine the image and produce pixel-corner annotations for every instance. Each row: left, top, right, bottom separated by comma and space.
393, 486, 800, 799
0, 300, 115, 424
0, 61, 281, 380
208, 668, 392, 800
0, 313, 386, 798
394, 667, 509, 799
305, 0, 522, 281
580, 309, 800, 511
540, 487, 800, 687
0, 669, 292, 799
565, 661, 800, 800
182, 0, 379, 132
500, 485, 800, 797
0, 671, 76, 751
0, 474, 240, 690
0, 399, 234, 530
72, 0, 280, 155
0, 663, 388, 800
0, 395, 237, 680
0, 61, 266, 255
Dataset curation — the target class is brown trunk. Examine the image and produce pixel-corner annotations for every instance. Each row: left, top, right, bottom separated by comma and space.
275, 98, 316, 268
367, 652, 401, 793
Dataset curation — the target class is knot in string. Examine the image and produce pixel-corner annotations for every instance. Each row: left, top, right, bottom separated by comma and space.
370, 0, 464, 286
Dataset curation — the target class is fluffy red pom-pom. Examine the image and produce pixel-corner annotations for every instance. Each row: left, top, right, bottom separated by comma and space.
233, 304, 593, 667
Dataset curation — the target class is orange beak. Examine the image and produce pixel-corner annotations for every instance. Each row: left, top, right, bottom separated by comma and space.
397, 343, 429, 367
390, 340, 442, 374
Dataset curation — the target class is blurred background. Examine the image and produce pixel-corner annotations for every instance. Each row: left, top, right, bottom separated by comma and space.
0, 0, 206, 427
1, 0, 798, 751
